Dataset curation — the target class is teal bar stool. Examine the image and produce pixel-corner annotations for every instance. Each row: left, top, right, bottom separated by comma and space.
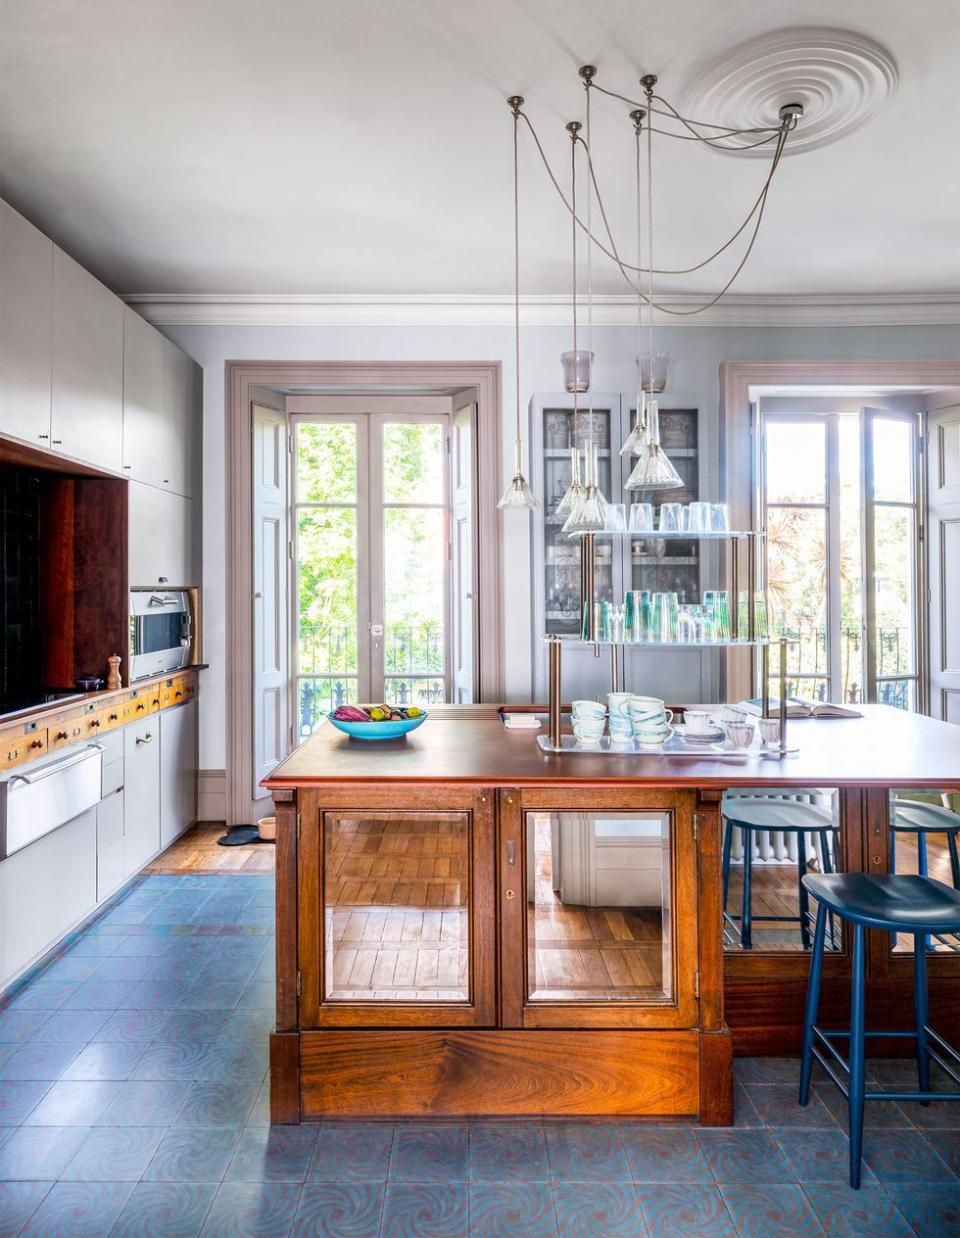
890, 799, 960, 889
799, 872, 960, 1189
721, 797, 838, 950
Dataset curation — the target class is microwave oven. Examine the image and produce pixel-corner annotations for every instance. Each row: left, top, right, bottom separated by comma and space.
129, 589, 191, 681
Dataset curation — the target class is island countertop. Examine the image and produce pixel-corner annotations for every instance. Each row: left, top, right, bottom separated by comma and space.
263, 703, 960, 790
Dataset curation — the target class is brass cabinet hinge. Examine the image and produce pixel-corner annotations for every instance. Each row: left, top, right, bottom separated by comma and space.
694, 971, 700, 998
296, 811, 301, 840
693, 813, 699, 841
296, 971, 302, 997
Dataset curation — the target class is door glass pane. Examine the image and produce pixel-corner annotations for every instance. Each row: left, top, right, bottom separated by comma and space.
767, 506, 829, 700
721, 790, 843, 953
324, 811, 469, 1001
297, 422, 356, 503
297, 676, 357, 736
765, 421, 826, 503
873, 505, 917, 694
383, 506, 446, 695
871, 419, 914, 503
383, 422, 444, 504
889, 789, 960, 954
297, 506, 358, 709
526, 810, 673, 1002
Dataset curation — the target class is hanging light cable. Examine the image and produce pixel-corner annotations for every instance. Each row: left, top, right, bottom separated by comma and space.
551, 117, 584, 526
498, 96, 540, 511
620, 107, 651, 458
627, 75, 683, 491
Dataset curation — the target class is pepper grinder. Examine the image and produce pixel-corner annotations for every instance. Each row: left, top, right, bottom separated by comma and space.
106, 655, 122, 691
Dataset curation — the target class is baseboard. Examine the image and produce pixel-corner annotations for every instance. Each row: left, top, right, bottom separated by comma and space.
198, 768, 227, 822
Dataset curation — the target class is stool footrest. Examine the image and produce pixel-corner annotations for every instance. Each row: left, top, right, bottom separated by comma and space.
811, 1024, 960, 1102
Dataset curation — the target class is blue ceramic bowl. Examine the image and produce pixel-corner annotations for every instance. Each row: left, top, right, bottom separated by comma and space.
327, 711, 428, 741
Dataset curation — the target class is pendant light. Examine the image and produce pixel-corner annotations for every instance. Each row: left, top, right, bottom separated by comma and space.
498, 96, 540, 510
620, 108, 652, 459
625, 76, 683, 492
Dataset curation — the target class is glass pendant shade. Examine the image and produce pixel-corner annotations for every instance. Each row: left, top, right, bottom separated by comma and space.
560, 350, 594, 394
498, 439, 540, 510
637, 349, 670, 394
620, 390, 651, 457
625, 400, 684, 490
550, 445, 584, 524
562, 441, 607, 535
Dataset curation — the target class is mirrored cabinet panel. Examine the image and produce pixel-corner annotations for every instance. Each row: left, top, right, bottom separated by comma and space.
720, 789, 843, 953
525, 809, 673, 1003
887, 788, 960, 955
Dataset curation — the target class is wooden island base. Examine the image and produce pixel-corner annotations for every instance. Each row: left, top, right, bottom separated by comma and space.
264, 707, 959, 1125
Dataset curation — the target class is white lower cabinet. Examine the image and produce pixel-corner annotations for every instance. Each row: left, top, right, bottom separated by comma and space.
0, 807, 97, 988
123, 715, 161, 877
97, 785, 125, 902
160, 700, 197, 848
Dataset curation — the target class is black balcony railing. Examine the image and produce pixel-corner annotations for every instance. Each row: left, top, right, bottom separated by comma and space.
769, 619, 914, 709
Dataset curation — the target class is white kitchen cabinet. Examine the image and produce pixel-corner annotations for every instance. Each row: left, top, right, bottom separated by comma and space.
0, 201, 53, 444
52, 246, 123, 470
160, 700, 197, 848
123, 715, 160, 876
97, 786, 125, 902
128, 481, 196, 585
122, 308, 198, 497
0, 806, 97, 989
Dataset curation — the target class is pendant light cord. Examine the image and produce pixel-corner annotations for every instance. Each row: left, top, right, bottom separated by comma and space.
513, 107, 521, 466
570, 124, 578, 440
634, 115, 643, 426
646, 83, 655, 398
585, 87, 593, 442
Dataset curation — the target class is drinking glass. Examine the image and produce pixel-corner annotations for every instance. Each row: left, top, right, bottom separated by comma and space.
652, 592, 679, 642
715, 590, 731, 640
610, 603, 625, 644
684, 502, 710, 533
628, 502, 654, 533
753, 592, 769, 640
659, 503, 682, 533
759, 717, 781, 748
604, 503, 627, 533
710, 503, 729, 532
600, 600, 612, 642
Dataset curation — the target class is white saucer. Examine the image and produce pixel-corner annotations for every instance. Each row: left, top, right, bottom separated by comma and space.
676, 724, 725, 744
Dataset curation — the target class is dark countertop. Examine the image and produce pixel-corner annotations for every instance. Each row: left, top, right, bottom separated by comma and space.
263, 704, 960, 790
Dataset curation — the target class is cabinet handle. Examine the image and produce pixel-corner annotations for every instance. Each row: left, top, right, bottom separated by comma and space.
90, 719, 101, 728
39, 433, 49, 440
29, 739, 43, 749
52, 439, 62, 445
507, 841, 516, 866
174, 691, 182, 699
109, 713, 119, 721
136, 703, 145, 711
136, 733, 153, 745
55, 731, 68, 740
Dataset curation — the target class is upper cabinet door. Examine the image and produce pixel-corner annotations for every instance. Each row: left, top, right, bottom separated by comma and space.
0, 202, 53, 445
122, 307, 197, 497
52, 247, 123, 470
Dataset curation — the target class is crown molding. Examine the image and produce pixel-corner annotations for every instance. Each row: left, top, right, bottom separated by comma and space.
122, 291, 960, 329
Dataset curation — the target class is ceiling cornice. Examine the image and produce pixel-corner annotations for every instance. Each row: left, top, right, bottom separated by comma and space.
122, 292, 960, 329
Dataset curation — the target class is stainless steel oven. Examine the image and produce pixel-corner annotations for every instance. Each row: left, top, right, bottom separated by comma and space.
129, 588, 191, 681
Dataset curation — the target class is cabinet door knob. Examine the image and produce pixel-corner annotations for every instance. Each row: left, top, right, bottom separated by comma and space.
109, 713, 119, 721
52, 439, 62, 445
56, 731, 68, 740
30, 739, 43, 749
39, 433, 49, 440
136, 733, 153, 745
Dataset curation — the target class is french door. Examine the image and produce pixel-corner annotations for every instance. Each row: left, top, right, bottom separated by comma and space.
292, 412, 450, 735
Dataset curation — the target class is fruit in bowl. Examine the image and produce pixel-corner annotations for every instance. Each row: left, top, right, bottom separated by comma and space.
328, 703, 428, 740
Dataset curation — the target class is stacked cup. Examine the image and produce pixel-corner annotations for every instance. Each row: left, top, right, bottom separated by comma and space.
571, 699, 606, 744
628, 696, 674, 748
606, 693, 634, 744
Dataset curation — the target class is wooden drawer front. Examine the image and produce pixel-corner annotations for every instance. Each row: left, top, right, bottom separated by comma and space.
81, 709, 109, 741
145, 687, 164, 716
172, 675, 195, 705
0, 728, 48, 770
125, 695, 150, 723
99, 702, 124, 733
49, 718, 87, 752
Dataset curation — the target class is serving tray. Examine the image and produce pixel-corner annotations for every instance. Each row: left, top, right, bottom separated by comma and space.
537, 734, 751, 759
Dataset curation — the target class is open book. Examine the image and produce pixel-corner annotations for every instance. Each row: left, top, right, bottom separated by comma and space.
738, 697, 862, 719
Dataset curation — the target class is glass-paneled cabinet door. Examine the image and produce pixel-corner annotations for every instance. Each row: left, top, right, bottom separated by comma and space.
296, 786, 496, 1027
498, 788, 699, 1028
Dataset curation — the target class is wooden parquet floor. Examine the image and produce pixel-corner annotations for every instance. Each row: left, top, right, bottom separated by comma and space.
145, 821, 276, 875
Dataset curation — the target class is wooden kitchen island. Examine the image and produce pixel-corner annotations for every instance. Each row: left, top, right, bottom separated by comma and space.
263, 706, 960, 1124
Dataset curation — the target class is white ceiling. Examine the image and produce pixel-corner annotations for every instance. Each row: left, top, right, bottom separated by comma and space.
1, 0, 958, 298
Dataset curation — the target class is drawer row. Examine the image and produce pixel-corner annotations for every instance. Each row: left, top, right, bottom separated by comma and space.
0, 673, 196, 770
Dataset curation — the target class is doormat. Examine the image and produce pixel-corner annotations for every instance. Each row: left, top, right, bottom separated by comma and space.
217, 825, 275, 846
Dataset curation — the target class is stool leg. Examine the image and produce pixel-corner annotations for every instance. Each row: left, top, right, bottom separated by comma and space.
799, 902, 827, 1107
741, 829, 753, 950
947, 831, 960, 890
722, 819, 733, 912
820, 831, 837, 949
849, 922, 867, 1190
797, 832, 811, 950
914, 932, 930, 1104
917, 833, 928, 877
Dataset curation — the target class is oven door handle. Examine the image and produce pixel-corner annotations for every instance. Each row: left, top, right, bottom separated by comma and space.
8, 743, 103, 786
148, 595, 181, 606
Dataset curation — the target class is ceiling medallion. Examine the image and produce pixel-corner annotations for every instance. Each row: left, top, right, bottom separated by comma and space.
680, 27, 898, 157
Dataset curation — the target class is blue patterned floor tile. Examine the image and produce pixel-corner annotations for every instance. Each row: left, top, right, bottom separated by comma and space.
224, 1126, 318, 1182
812, 1084, 914, 1130
91, 1008, 174, 1042
751, 1084, 838, 1129
291, 1183, 385, 1237
469, 1122, 549, 1183
62, 981, 133, 1011
156, 1011, 230, 1041
1, 1041, 84, 1081
90, 955, 157, 982
98, 1080, 192, 1126
621, 1124, 713, 1183
862, 1128, 958, 1184
306, 1122, 394, 1182
22, 1080, 121, 1126
635, 1183, 737, 1237
719, 1184, 824, 1236
6, 981, 79, 1011
921, 1128, 960, 1177
698, 1130, 796, 1185
803, 1184, 914, 1237
0, 1079, 51, 1125
773, 1128, 878, 1184
380, 1184, 468, 1237
733, 1082, 765, 1128
17, 1179, 134, 1236
177, 980, 248, 1010
132, 1039, 268, 1082
0, 1010, 50, 1042
553, 1182, 646, 1236
544, 1122, 632, 1182
247, 1080, 271, 1127
0, 1125, 90, 1179
60, 1124, 164, 1180
172, 1080, 260, 1128
735, 1058, 800, 1086
909, 1098, 960, 1130
886, 1182, 960, 1236
142, 1126, 241, 1182
0, 1180, 54, 1238
40, 957, 103, 984
469, 1182, 558, 1236
199, 1181, 301, 1237
389, 1124, 469, 1183
108, 1180, 217, 1237
29, 1011, 109, 1043
60, 1040, 147, 1081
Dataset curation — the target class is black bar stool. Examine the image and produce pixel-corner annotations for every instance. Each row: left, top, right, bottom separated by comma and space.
799, 872, 960, 1189
721, 797, 838, 949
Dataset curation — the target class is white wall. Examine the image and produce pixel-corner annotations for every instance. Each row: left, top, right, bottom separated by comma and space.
158, 320, 960, 770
